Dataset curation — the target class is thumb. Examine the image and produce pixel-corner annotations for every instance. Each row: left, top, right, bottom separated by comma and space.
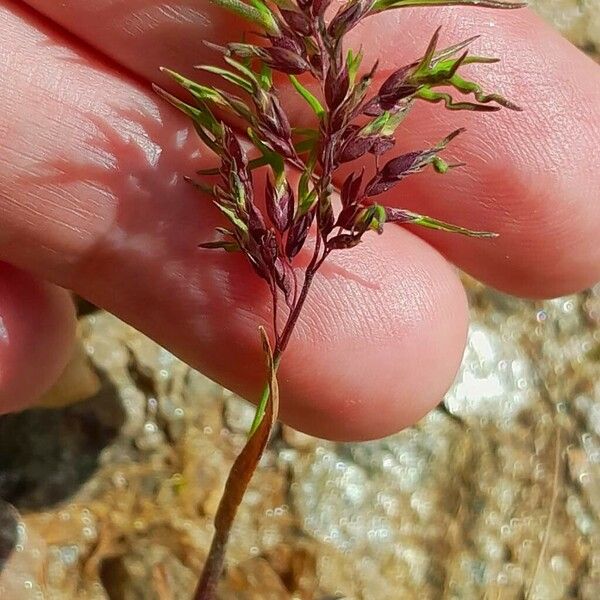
0, 263, 76, 414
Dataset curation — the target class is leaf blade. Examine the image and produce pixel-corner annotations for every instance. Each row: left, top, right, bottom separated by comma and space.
289, 75, 326, 119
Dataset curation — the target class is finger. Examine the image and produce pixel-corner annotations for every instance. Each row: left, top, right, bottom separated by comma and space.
0, 2, 468, 440
23, 1, 600, 297
0, 263, 76, 414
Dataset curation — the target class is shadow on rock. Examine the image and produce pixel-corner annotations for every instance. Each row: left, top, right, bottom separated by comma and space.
0, 501, 17, 574
0, 376, 125, 511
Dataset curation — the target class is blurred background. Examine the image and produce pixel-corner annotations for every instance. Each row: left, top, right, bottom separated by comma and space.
1, 2, 599, 598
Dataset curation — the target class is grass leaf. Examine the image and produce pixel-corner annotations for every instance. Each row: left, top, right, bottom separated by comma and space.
289, 75, 326, 119
194, 327, 279, 599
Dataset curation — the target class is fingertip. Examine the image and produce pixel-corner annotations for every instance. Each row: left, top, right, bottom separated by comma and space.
277, 230, 470, 441
0, 264, 77, 414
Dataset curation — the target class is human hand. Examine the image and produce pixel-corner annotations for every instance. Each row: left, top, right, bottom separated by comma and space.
0, 1, 598, 440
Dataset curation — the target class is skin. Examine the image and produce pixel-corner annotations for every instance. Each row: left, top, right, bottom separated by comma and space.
0, 0, 598, 440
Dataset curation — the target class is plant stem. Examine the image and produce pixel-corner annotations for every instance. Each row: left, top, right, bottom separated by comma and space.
194, 537, 226, 600
194, 342, 279, 600
197, 254, 327, 600
251, 231, 326, 435
195, 19, 336, 599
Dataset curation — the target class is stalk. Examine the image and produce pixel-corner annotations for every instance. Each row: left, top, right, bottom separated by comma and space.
156, 0, 523, 597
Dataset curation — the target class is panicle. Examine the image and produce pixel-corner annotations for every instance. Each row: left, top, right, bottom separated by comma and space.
159, 0, 520, 295
158, 0, 521, 595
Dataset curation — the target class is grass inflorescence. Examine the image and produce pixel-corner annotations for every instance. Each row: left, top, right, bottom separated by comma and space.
155, 0, 524, 596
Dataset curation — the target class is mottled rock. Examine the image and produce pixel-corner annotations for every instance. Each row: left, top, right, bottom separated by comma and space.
531, 0, 600, 53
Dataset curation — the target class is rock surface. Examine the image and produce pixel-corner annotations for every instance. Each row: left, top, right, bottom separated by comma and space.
531, 0, 600, 54
1, 4, 600, 599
